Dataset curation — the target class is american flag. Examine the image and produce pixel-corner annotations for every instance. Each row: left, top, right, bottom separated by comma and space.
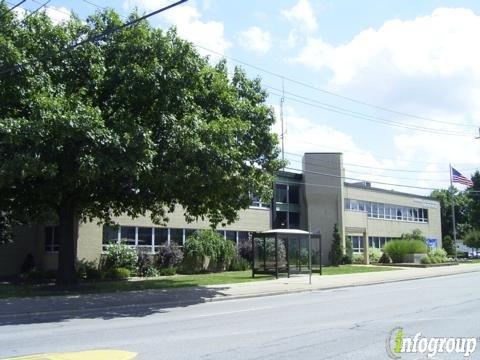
451, 167, 474, 187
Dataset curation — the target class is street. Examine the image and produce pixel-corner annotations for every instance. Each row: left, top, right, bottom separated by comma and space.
1, 272, 480, 359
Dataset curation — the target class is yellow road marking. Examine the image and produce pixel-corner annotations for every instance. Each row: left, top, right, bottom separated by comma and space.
2, 350, 137, 360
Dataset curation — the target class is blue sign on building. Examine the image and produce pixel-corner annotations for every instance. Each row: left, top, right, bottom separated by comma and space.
426, 238, 437, 249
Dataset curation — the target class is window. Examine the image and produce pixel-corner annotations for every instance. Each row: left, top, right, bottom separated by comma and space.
275, 211, 288, 228
226, 231, 236, 242
289, 212, 300, 229
238, 231, 250, 243
102, 225, 119, 246
217, 230, 226, 239
137, 227, 152, 247
346, 198, 429, 224
170, 228, 183, 245
154, 228, 168, 247
288, 186, 300, 204
349, 236, 364, 253
275, 184, 288, 203
44, 226, 59, 252
378, 204, 385, 219
120, 226, 136, 246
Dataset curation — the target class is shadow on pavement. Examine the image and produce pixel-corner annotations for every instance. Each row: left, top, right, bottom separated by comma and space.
0, 285, 229, 326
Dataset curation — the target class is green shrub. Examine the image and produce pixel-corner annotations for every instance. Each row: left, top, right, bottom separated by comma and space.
228, 257, 251, 271
157, 245, 184, 268
101, 243, 138, 272
238, 237, 252, 261
136, 252, 155, 277
20, 253, 35, 274
464, 230, 480, 250
344, 237, 353, 264
427, 248, 448, 264
217, 237, 237, 270
329, 223, 343, 266
352, 253, 365, 264
106, 267, 131, 280
144, 266, 160, 277
383, 239, 428, 263
442, 235, 455, 256
421, 256, 431, 264
368, 248, 382, 263
76, 259, 98, 280
378, 252, 392, 264
159, 267, 176, 276
184, 230, 237, 272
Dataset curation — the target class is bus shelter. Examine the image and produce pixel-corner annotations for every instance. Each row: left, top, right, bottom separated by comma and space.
252, 229, 322, 279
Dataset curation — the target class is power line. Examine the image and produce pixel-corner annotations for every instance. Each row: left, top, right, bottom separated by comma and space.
58, 0, 479, 132
287, 158, 454, 183
266, 85, 472, 136
268, 90, 471, 137
285, 166, 446, 191
1, 0, 26, 18
192, 44, 478, 129
286, 151, 479, 174
0, 0, 189, 75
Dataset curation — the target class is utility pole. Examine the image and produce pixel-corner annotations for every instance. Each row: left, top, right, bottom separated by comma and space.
476, 127, 480, 140
449, 164, 458, 261
280, 77, 285, 166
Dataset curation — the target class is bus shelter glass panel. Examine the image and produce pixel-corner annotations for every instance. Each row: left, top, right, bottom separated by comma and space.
253, 236, 276, 274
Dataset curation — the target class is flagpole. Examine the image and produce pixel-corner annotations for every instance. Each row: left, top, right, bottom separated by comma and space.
450, 164, 458, 261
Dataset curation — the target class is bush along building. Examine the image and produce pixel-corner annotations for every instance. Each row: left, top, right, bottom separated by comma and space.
0, 153, 442, 276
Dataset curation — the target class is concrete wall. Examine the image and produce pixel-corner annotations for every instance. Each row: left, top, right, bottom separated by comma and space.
303, 153, 344, 265
343, 185, 442, 246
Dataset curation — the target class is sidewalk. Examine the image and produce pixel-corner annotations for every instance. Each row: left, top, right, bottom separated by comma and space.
1, 264, 479, 325
207, 263, 480, 300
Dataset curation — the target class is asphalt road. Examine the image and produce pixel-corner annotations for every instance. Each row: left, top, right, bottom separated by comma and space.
1, 272, 480, 359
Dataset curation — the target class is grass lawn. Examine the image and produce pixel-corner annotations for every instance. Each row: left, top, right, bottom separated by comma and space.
321, 264, 397, 275
0, 265, 396, 299
0, 271, 272, 299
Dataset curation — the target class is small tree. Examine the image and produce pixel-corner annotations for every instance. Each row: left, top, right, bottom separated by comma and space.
442, 235, 454, 256
329, 223, 343, 266
463, 230, 480, 251
343, 237, 353, 264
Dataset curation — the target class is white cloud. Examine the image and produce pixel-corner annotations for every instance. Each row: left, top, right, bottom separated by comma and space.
45, 6, 71, 25
123, 0, 230, 60
237, 26, 272, 54
288, 7, 480, 191
281, 0, 318, 32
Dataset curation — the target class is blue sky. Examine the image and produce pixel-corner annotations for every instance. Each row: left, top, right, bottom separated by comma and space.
15, 0, 480, 194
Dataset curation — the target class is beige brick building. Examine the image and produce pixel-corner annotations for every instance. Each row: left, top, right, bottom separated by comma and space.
0, 152, 442, 276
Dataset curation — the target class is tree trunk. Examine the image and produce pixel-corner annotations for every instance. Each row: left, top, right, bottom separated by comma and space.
56, 199, 78, 286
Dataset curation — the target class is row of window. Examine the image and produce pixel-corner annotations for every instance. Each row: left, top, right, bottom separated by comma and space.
348, 236, 395, 253
102, 226, 252, 252
43, 226, 253, 253
345, 199, 429, 223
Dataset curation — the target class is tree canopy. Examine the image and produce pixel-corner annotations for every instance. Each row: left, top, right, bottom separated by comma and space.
0, 5, 282, 283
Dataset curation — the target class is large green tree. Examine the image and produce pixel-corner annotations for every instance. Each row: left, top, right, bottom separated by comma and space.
466, 171, 480, 230
430, 188, 472, 241
0, 5, 282, 284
